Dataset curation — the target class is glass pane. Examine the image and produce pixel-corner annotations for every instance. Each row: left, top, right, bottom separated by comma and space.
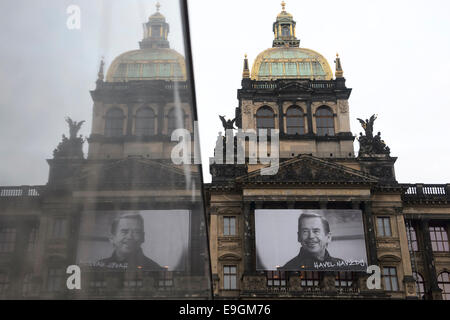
0, 0, 211, 300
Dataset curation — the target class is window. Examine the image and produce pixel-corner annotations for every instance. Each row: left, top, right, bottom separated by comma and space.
223, 216, 236, 236
135, 107, 156, 136
429, 225, 449, 252
300, 271, 320, 287
158, 270, 173, 289
105, 108, 124, 137
266, 270, 287, 287
437, 272, 450, 300
123, 279, 143, 290
406, 223, 419, 251
315, 107, 334, 136
22, 273, 34, 296
167, 108, 185, 134
281, 25, 290, 37
27, 227, 38, 252
223, 265, 237, 290
0, 228, 16, 253
47, 268, 64, 292
286, 106, 305, 135
0, 272, 9, 295
256, 106, 275, 130
382, 267, 399, 291
413, 272, 426, 299
377, 217, 392, 237
335, 271, 354, 288
51, 218, 67, 239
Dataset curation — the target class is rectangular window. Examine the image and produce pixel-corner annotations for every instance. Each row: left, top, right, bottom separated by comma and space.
376, 217, 392, 237
223, 265, 237, 290
335, 271, 354, 288
223, 217, 236, 236
27, 227, 38, 252
300, 271, 320, 287
383, 267, 399, 291
51, 218, 67, 239
158, 271, 174, 289
266, 271, 287, 287
0, 228, 16, 253
429, 225, 449, 252
0, 273, 9, 295
47, 268, 64, 292
406, 223, 419, 252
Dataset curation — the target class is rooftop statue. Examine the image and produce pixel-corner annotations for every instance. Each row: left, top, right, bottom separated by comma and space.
53, 117, 85, 159
219, 115, 236, 130
357, 115, 390, 156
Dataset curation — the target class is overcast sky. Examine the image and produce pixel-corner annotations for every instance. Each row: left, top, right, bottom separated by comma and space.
1, 0, 450, 186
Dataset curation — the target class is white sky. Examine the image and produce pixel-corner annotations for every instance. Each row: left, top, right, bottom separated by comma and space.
1, 0, 450, 185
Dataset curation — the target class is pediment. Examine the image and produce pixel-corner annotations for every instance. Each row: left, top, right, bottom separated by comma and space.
378, 254, 401, 263
76, 157, 198, 189
237, 155, 379, 185
218, 253, 242, 262
279, 81, 313, 93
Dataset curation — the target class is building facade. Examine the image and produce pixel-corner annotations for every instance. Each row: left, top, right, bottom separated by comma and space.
0, 4, 449, 300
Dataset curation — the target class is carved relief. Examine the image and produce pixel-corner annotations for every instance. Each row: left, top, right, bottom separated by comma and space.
338, 100, 349, 113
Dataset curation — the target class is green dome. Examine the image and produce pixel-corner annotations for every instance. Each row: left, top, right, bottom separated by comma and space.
251, 47, 333, 81
106, 48, 186, 82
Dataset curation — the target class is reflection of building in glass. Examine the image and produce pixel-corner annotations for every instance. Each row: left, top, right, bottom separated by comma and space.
206, 3, 450, 300
0, 5, 210, 299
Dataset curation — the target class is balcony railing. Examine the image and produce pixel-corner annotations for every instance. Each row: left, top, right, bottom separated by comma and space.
402, 184, 450, 201
0, 186, 44, 198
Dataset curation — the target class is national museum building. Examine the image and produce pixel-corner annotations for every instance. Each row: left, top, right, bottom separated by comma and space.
0, 4, 449, 300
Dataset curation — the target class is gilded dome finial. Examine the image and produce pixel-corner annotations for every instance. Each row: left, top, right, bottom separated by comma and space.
242, 54, 250, 79
334, 53, 344, 78
281, 1, 286, 11
156, 2, 161, 12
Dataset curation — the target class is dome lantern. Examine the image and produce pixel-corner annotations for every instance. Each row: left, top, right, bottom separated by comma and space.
272, 1, 299, 48
139, 2, 170, 49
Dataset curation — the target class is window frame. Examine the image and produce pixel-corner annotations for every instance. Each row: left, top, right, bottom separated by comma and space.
315, 106, 335, 136
437, 271, 450, 300
223, 265, 238, 290
285, 106, 305, 135
412, 272, 426, 299
256, 106, 275, 131
104, 107, 125, 137
376, 216, 392, 237
135, 106, 156, 136
266, 270, 287, 288
223, 216, 237, 236
429, 225, 449, 252
382, 266, 399, 292
0, 227, 17, 253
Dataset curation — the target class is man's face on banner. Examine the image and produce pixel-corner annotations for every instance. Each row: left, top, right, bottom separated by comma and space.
110, 217, 145, 258
298, 217, 331, 256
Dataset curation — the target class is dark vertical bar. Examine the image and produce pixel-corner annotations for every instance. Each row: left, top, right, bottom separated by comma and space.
179, 0, 213, 299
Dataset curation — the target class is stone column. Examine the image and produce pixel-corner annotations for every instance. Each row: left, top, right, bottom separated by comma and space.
277, 100, 285, 135
420, 219, 443, 300
306, 100, 313, 135
243, 201, 255, 273
363, 201, 378, 265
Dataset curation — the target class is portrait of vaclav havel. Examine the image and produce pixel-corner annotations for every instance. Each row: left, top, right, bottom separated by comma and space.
77, 210, 190, 272
255, 210, 368, 272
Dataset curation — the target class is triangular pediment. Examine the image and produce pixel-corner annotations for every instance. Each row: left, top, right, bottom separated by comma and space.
76, 157, 198, 189
237, 155, 378, 185
279, 81, 313, 93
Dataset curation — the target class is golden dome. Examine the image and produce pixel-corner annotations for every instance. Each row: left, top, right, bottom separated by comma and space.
105, 48, 186, 82
250, 47, 333, 81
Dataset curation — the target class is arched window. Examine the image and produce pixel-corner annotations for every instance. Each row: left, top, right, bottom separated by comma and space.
413, 272, 426, 299
438, 272, 450, 300
256, 106, 275, 130
286, 106, 305, 135
167, 108, 185, 134
105, 108, 124, 137
135, 107, 156, 136
315, 106, 334, 136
